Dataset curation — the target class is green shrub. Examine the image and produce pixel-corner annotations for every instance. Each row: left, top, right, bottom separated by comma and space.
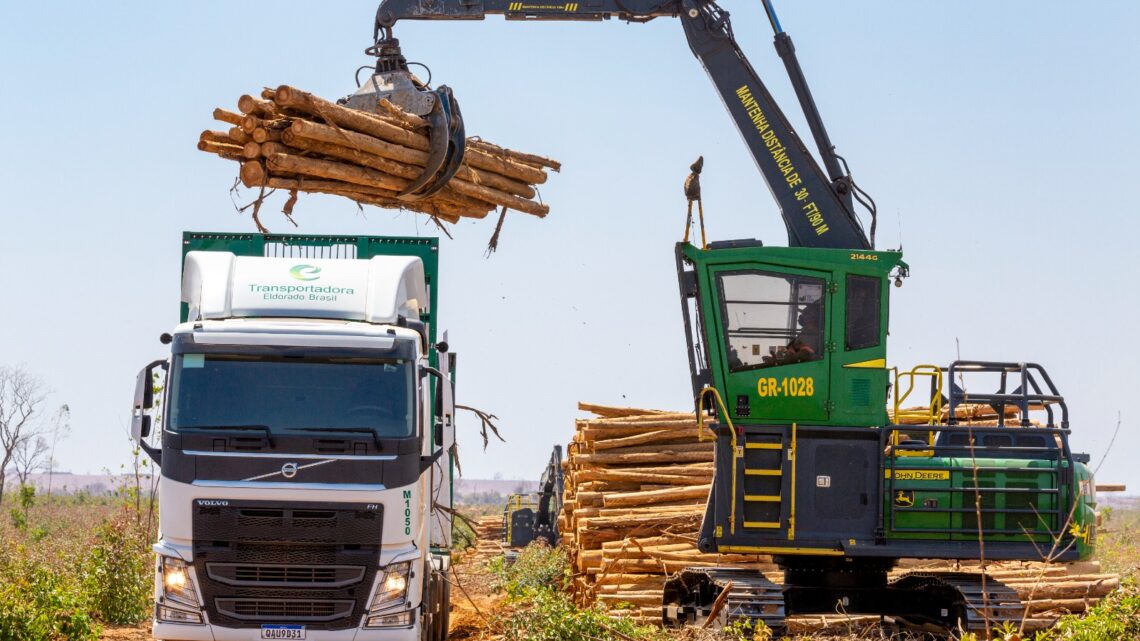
83, 509, 152, 624
723, 618, 773, 641
1045, 577, 1140, 640
493, 543, 663, 641
500, 586, 664, 641
496, 543, 569, 597
0, 558, 98, 641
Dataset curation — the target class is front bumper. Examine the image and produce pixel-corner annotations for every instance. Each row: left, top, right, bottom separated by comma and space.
153, 619, 419, 641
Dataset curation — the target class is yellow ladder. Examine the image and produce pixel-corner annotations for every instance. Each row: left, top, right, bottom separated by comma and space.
741, 435, 785, 530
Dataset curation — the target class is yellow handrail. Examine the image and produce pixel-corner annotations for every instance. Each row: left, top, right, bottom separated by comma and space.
788, 422, 797, 542
891, 365, 944, 452
696, 386, 739, 535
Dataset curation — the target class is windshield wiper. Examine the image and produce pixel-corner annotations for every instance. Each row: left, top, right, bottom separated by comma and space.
178, 424, 274, 445
284, 426, 385, 450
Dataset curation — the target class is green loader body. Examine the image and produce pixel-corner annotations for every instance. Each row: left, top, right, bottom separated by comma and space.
675, 241, 1096, 562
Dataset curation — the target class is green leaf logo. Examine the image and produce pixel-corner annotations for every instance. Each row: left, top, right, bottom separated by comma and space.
290, 264, 322, 281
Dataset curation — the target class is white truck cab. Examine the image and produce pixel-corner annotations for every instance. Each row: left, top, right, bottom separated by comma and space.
131, 233, 455, 641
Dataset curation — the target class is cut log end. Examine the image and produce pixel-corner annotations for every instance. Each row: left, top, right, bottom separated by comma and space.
240, 161, 267, 188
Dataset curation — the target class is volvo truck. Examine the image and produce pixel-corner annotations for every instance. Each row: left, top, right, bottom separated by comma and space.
131, 232, 456, 641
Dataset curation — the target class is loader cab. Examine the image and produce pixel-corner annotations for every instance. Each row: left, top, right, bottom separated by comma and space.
676, 241, 905, 427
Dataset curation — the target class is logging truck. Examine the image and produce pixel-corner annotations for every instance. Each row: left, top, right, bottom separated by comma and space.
130, 232, 455, 641
349, 0, 1099, 633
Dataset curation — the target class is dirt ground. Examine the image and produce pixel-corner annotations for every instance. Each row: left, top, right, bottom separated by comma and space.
447, 549, 507, 641
98, 624, 149, 641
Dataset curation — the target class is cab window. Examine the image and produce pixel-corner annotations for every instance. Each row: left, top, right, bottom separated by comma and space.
845, 275, 881, 351
717, 271, 826, 371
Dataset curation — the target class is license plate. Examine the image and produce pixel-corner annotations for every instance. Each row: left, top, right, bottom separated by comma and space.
261, 625, 305, 639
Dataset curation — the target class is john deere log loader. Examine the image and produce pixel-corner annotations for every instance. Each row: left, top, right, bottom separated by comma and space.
331, 0, 1097, 633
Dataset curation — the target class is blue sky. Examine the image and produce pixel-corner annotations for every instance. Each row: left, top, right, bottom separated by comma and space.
0, 1, 1137, 490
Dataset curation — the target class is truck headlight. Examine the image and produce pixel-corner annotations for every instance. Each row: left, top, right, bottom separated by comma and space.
365, 562, 412, 626
157, 556, 203, 624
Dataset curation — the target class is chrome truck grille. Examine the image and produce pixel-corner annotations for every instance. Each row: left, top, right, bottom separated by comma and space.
215, 598, 356, 622
207, 564, 367, 588
191, 500, 383, 630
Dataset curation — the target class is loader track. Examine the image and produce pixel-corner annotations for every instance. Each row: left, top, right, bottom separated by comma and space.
663, 567, 786, 635
889, 571, 1024, 634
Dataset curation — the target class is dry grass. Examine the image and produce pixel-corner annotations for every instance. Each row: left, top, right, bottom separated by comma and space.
1096, 507, 1140, 579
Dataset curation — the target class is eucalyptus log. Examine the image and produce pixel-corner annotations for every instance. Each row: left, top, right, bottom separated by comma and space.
198, 140, 244, 162
213, 108, 243, 126
199, 130, 239, 147
266, 152, 410, 192
1009, 577, 1119, 600
286, 119, 544, 201
578, 403, 675, 418
603, 485, 711, 508
277, 132, 500, 212
227, 127, 252, 144
238, 94, 276, 117
469, 139, 562, 171
274, 85, 430, 151
601, 535, 697, 550
239, 160, 266, 186
591, 430, 707, 451
258, 172, 469, 224
377, 98, 428, 129
1023, 597, 1094, 615
251, 127, 282, 144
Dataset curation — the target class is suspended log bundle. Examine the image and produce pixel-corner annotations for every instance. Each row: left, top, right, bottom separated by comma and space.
198, 86, 559, 228
559, 403, 776, 624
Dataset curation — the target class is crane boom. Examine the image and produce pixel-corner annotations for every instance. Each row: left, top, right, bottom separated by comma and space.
371, 0, 871, 249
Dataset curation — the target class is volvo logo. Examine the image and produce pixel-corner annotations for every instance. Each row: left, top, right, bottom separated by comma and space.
242, 458, 336, 482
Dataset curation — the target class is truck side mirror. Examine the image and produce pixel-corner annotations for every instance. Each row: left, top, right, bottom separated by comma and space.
131, 359, 167, 442
426, 370, 455, 432
436, 352, 455, 432
423, 356, 456, 450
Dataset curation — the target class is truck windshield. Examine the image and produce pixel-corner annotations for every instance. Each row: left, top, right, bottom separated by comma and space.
168, 353, 415, 438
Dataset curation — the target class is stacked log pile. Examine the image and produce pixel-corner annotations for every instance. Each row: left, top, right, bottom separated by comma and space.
559, 403, 776, 624
561, 402, 1121, 631
470, 514, 506, 562
198, 86, 559, 227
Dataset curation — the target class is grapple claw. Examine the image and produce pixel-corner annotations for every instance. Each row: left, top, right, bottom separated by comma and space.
397, 86, 465, 201
341, 35, 466, 200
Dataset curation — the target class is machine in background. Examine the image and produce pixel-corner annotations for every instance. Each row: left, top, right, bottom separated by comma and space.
503, 446, 565, 549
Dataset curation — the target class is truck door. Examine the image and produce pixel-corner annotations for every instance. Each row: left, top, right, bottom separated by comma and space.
704, 263, 832, 423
